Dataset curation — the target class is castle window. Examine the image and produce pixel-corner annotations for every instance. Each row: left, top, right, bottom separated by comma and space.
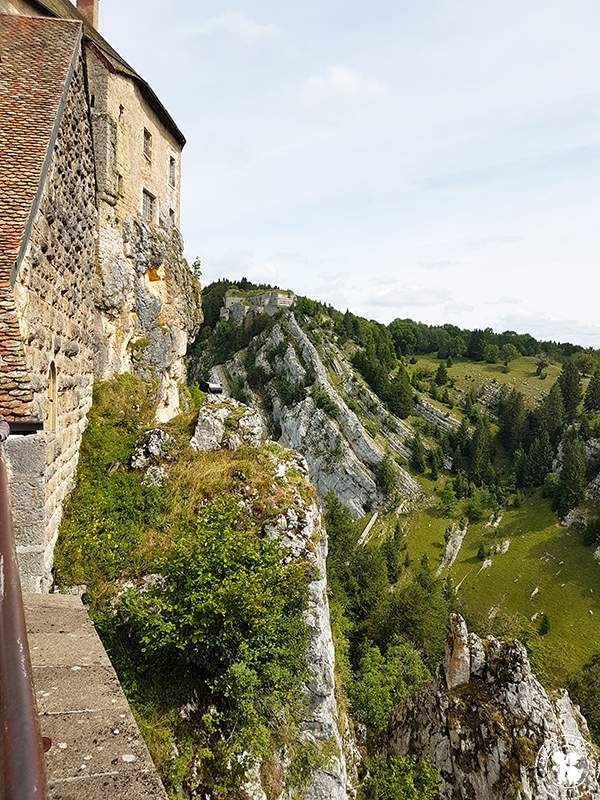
169, 208, 175, 225
46, 362, 57, 433
142, 188, 156, 222
119, 104, 125, 120
117, 174, 123, 196
169, 156, 176, 187
90, 94, 95, 108
143, 128, 152, 161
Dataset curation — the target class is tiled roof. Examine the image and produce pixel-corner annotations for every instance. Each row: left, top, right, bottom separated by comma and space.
0, 14, 82, 418
28, 0, 186, 146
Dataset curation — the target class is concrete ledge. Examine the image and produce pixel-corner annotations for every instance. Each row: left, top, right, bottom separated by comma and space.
23, 594, 167, 800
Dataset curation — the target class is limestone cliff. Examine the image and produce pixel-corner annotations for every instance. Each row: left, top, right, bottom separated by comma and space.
389, 614, 600, 800
203, 310, 421, 517
189, 399, 354, 799
96, 218, 202, 422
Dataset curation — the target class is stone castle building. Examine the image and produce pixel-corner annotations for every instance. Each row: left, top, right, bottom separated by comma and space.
0, 1, 202, 590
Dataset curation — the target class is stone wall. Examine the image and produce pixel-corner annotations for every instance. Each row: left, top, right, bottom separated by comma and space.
9, 53, 99, 590
86, 45, 182, 228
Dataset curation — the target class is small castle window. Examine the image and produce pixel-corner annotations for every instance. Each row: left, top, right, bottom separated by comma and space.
142, 189, 155, 222
169, 208, 175, 225
169, 156, 176, 187
46, 362, 57, 433
119, 104, 125, 120
117, 174, 123, 196
143, 128, 152, 161
90, 94, 95, 108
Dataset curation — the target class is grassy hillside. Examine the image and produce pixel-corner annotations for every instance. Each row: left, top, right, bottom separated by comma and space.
413, 354, 562, 406
362, 492, 600, 688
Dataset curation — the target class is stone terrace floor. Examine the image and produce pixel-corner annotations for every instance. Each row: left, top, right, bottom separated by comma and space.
24, 593, 167, 800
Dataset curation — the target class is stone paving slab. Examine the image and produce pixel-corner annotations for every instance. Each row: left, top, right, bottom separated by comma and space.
23, 594, 167, 800
47, 770, 167, 800
33, 665, 128, 714
41, 709, 155, 783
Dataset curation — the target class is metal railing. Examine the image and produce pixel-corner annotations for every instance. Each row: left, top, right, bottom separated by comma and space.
0, 418, 48, 799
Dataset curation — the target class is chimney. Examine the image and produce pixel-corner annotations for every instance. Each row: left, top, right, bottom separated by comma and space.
77, 0, 99, 29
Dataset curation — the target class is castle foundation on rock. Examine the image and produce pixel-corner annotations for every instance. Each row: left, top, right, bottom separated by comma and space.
0, 0, 201, 590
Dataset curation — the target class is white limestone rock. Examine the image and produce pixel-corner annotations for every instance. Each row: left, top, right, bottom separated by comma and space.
389, 615, 600, 800
189, 400, 264, 452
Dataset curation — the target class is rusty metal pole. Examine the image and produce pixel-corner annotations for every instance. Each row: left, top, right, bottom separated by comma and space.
0, 418, 48, 799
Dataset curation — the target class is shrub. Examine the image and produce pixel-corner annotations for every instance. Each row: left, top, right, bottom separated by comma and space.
376, 454, 396, 499
103, 499, 310, 790
313, 385, 339, 418
350, 640, 430, 735
359, 754, 439, 800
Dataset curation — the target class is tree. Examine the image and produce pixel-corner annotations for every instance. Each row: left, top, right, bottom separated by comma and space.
536, 354, 550, 377
540, 383, 566, 447
556, 436, 586, 517
483, 343, 500, 364
477, 543, 486, 560
387, 366, 414, 418
468, 417, 493, 485
350, 639, 430, 734
500, 343, 519, 369
377, 454, 396, 499
539, 614, 550, 636
525, 432, 553, 487
441, 480, 457, 515
429, 448, 442, 481
585, 370, 600, 412
559, 361, 582, 422
497, 388, 527, 454
411, 435, 426, 473
435, 362, 448, 386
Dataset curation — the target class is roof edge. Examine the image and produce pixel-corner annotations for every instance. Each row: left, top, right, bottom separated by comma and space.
12, 24, 84, 284
22, 0, 186, 147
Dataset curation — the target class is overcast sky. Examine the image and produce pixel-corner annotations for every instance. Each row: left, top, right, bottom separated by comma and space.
101, 1, 600, 347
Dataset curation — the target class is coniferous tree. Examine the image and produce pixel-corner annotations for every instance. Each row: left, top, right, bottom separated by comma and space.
411, 435, 426, 473
585, 370, 600, 412
468, 417, 493, 485
556, 436, 587, 517
540, 383, 566, 447
435, 362, 448, 386
525, 431, 553, 487
498, 389, 527, 454
559, 361, 582, 422
387, 366, 414, 418
441, 480, 457, 515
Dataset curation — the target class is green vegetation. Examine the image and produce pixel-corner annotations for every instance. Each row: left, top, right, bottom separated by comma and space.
325, 494, 448, 789
55, 376, 314, 798
358, 754, 440, 800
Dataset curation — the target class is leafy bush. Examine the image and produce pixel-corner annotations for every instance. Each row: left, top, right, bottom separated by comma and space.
359, 754, 439, 800
350, 640, 430, 734
376, 454, 397, 499
102, 499, 310, 791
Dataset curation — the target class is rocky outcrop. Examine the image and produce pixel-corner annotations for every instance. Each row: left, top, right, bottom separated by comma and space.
190, 399, 264, 452
417, 397, 461, 433
219, 311, 421, 517
389, 614, 600, 799
96, 219, 202, 423
437, 521, 468, 574
189, 402, 353, 799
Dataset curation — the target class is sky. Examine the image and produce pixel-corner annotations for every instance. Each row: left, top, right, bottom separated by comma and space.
100, 1, 600, 347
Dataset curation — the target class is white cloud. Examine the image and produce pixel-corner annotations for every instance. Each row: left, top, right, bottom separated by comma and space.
301, 65, 386, 103
193, 11, 280, 44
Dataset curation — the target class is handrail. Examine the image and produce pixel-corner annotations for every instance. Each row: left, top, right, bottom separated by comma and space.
0, 419, 48, 799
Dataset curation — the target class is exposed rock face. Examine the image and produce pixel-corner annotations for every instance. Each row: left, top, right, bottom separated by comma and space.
189, 402, 354, 799
96, 219, 202, 423
417, 398, 461, 434
389, 614, 600, 799
217, 310, 421, 517
190, 400, 264, 452
437, 521, 469, 574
